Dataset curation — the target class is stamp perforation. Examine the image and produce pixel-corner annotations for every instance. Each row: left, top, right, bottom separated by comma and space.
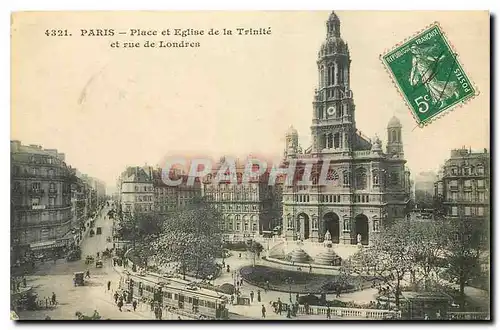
380, 21, 480, 128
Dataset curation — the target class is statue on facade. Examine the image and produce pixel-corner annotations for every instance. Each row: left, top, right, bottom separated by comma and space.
324, 231, 332, 243
357, 233, 362, 245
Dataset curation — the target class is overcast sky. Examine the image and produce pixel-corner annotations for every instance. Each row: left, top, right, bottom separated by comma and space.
11, 11, 489, 192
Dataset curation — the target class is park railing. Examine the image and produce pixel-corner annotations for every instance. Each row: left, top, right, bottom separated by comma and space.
448, 312, 490, 320
297, 305, 400, 320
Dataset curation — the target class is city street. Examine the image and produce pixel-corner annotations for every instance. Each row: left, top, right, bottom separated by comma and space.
18, 206, 150, 320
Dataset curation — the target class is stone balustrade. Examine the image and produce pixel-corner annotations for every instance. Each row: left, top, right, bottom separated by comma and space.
297, 305, 399, 319
448, 312, 490, 320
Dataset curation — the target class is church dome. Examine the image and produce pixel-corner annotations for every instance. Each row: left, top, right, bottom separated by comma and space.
286, 125, 298, 136
288, 248, 311, 263
387, 116, 402, 129
315, 248, 342, 266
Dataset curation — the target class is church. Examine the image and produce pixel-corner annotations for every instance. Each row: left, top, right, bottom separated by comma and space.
281, 12, 411, 246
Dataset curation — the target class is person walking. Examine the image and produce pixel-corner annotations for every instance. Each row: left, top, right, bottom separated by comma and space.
117, 299, 123, 312
85, 270, 90, 278
107, 281, 111, 291
23, 277, 27, 288
132, 300, 137, 312
250, 291, 254, 303
261, 305, 266, 318
257, 290, 261, 303
114, 292, 119, 303
51, 292, 57, 306
277, 298, 282, 315
327, 305, 331, 319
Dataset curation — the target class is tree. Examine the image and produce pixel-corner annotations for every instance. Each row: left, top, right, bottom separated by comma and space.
342, 220, 417, 309
152, 197, 223, 280
116, 212, 164, 245
247, 240, 264, 267
442, 217, 488, 311
409, 219, 449, 291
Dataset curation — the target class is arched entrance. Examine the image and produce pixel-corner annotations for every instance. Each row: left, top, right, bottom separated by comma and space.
297, 213, 310, 240
354, 214, 369, 245
323, 212, 340, 243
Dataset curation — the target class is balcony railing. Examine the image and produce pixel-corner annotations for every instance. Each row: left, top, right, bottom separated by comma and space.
12, 172, 72, 180
12, 218, 72, 230
13, 204, 72, 211
28, 189, 45, 195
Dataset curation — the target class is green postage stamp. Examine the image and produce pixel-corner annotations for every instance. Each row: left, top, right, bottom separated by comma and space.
381, 23, 478, 126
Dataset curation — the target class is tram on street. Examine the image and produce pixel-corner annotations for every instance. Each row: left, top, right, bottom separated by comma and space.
122, 272, 229, 319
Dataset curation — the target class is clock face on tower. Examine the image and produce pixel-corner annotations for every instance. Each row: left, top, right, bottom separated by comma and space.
327, 106, 336, 116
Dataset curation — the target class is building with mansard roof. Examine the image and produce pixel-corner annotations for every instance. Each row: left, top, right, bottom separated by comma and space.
281, 12, 411, 246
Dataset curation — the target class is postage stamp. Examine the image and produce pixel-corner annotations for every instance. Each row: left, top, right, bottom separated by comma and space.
381, 23, 478, 126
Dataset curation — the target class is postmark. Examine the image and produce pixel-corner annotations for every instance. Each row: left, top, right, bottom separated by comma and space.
381, 22, 478, 126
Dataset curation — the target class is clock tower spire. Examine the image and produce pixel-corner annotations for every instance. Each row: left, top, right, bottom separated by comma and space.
311, 11, 356, 154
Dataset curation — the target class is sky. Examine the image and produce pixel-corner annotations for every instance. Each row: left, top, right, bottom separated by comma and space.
11, 11, 490, 193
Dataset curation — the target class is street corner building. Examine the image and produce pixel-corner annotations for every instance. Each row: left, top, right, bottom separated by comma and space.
10, 140, 105, 272
280, 12, 411, 246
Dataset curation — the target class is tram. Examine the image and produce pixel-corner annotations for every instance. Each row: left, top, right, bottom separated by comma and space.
121, 271, 229, 319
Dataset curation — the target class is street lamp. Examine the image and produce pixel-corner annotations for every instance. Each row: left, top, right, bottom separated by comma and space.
286, 277, 293, 303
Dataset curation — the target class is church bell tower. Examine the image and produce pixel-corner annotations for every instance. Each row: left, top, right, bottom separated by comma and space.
311, 11, 356, 154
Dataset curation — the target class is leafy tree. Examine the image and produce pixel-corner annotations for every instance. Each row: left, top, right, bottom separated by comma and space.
342, 220, 417, 309
116, 212, 164, 244
151, 197, 223, 280
442, 217, 488, 311
409, 219, 449, 291
247, 240, 264, 267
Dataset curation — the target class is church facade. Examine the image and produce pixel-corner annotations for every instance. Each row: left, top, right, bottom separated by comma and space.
281, 12, 411, 246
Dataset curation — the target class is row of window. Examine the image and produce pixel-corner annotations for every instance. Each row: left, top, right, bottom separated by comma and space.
288, 194, 373, 203
205, 183, 259, 192
135, 195, 153, 202
13, 182, 60, 192
448, 179, 486, 189
31, 197, 58, 207
27, 155, 61, 165
449, 206, 486, 217
448, 165, 485, 176
16, 209, 72, 223
319, 62, 346, 87
205, 192, 259, 202
223, 214, 258, 222
134, 186, 154, 192
447, 191, 487, 202
295, 168, 393, 189
13, 166, 65, 177
124, 203, 154, 212
215, 204, 259, 212
285, 219, 381, 233
221, 221, 259, 232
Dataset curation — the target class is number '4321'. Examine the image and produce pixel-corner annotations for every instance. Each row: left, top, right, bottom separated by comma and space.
45, 29, 71, 37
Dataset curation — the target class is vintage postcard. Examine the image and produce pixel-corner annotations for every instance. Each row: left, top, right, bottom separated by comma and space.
10, 11, 490, 321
